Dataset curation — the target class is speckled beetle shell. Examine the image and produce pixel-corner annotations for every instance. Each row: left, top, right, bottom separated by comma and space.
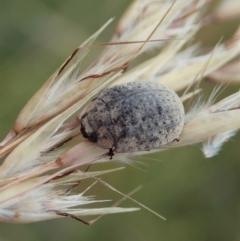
80, 81, 184, 155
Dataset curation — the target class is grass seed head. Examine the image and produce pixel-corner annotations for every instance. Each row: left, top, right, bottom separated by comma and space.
0, 0, 239, 224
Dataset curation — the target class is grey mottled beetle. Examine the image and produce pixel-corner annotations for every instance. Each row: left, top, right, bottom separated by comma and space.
80, 81, 185, 158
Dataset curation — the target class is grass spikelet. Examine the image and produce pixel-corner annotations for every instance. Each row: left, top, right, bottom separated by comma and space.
202, 129, 239, 158
0, 0, 239, 225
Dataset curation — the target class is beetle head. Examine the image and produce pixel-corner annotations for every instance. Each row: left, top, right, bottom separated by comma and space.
80, 113, 97, 142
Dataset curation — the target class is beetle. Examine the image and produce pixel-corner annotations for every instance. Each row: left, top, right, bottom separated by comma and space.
80, 81, 185, 158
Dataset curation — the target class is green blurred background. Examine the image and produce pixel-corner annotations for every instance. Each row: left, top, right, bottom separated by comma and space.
0, 0, 239, 241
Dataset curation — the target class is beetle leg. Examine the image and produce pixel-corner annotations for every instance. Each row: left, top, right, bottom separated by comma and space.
108, 145, 116, 159
108, 148, 114, 159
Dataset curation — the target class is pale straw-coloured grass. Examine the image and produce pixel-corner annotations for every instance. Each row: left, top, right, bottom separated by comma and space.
0, 0, 239, 224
